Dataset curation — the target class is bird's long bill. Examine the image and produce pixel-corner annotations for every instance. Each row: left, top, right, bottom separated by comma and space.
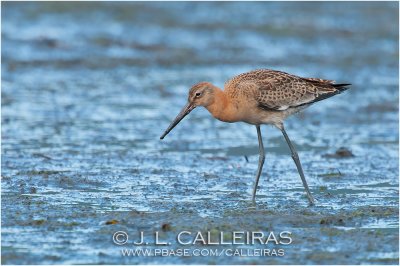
160, 102, 195, 139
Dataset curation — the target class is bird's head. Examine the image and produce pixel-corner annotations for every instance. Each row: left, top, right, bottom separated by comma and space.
160, 82, 217, 139
188, 82, 216, 107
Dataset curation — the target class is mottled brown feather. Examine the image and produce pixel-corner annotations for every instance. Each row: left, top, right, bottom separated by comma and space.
224, 69, 346, 111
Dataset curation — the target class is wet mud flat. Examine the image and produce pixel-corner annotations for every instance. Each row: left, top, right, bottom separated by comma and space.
1, 1, 399, 265
2, 189, 399, 264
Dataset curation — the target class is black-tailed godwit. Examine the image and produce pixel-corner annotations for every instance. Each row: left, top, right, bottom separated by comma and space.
160, 69, 350, 205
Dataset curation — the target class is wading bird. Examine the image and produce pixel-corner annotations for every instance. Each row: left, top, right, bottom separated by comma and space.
160, 69, 350, 205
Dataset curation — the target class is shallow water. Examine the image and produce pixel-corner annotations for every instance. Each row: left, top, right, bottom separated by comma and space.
1, 2, 399, 265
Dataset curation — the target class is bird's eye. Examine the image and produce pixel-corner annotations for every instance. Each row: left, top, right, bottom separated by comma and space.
195, 92, 202, 97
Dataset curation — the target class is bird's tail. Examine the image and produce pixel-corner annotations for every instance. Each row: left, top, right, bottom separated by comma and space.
305, 83, 351, 105
332, 83, 351, 92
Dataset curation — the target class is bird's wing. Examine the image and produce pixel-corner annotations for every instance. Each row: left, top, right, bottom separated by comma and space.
225, 69, 348, 111
301, 77, 335, 84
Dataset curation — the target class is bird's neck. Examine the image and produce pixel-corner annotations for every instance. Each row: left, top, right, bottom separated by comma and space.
205, 88, 238, 123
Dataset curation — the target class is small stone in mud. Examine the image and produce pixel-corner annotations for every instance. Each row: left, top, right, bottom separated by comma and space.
203, 173, 219, 179
324, 147, 355, 158
319, 217, 346, 226
105, 219, 119, 225
32, 219, 46, 226
38, 37, 59, 48
337, 218, 345, 225
162, 223, 172, 231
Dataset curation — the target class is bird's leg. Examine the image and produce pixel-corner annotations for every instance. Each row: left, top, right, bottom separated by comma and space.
280, 125, 315, 205
252, 125, 265, 203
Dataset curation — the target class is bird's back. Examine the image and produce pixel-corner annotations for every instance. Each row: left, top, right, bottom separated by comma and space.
224, 69, 350, 111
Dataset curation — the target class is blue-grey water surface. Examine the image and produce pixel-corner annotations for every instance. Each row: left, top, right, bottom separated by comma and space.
1, 2, 399, 265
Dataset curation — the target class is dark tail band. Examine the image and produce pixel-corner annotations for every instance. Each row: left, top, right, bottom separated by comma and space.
332, 83, 351, 91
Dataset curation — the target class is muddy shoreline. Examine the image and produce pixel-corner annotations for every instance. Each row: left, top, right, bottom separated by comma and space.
2, 2, 399, 264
